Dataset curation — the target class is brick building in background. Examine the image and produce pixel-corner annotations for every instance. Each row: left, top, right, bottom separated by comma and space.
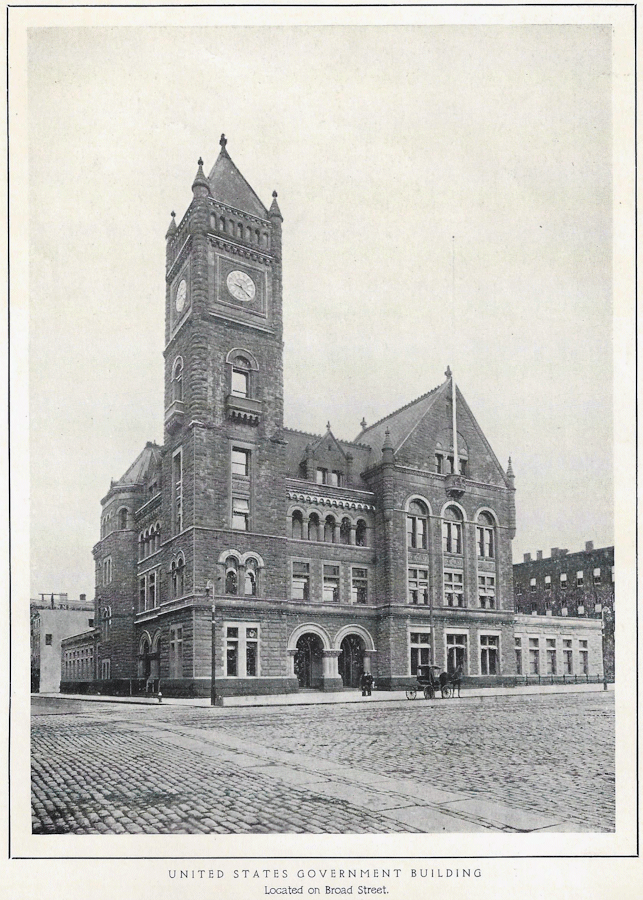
61, 136, 604, 698
513, 543, 614, 680
31, 594, 94, 692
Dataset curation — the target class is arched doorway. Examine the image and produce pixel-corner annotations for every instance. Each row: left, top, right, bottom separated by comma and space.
294, 633, 324, 689
338, 634, 365, 688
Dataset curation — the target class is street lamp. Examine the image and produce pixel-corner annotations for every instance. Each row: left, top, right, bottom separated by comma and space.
208, 584, 217, 706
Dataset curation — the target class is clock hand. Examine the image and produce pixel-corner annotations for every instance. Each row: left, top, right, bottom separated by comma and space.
236, 282, 250, 298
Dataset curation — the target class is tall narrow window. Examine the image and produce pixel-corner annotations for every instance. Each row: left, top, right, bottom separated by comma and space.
407, 500, 428, 550
231, 447, 250, 476
515, 637, 522, 674
476, 512, 494, 558
546, 638, 556, 674
579, 639, 589, 674
170, 626, 183, 679
478, 575, 496, 609
231, 357, 250, 398
408, 568, 429, 605
173, 449, 183, 534
480, 635, 499, 675
316, 468, 327, 485
148, 572, 156, 609
442, 506, 463, 554
291, 511, 303, 540
292, 562, 310, 601
351, 568, 368, 604
119, 508, 128, 530
340, 518, 351, 544
244, 558, 258, 596
246, 628, 258, 676
226, 627, 239, 676
560, 573, 567, 589
308, 514, 319, 542
529, 638, 539, 674
410, 632, 431, 675
232, 497, 249, 531
544, 575, 552, 591
563, 639, 573, 674
447, 634, 467, 671
225, 557, 238, 595
593, 567, 601, 584
172, 357, 184, 402
444, 570, 464, 607
576, 570, 584, 587
324, 516, 336, 543
139, 577, 146, 612
323, 565, 340, 602
435, 454, 444, 474
355, 520, 367, 547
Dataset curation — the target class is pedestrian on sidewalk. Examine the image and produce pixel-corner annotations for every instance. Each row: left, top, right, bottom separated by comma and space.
360, 672, 373, 697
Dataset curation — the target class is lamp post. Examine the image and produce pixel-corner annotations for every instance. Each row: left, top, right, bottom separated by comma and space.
208, 584, 217, 706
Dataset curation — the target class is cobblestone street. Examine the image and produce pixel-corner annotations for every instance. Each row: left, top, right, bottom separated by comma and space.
31, 691, 614, 834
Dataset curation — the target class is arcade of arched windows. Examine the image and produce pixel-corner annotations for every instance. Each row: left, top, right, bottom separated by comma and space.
139, 522, 161, 560
290, 508, 368, 547
210, 213, 270, 249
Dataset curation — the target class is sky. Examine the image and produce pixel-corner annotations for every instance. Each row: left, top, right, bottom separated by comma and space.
26, 22, 614, 601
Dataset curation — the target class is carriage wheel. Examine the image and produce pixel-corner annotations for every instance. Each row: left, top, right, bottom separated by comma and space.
423, 685, 435, 700
405, 689, 417, 700
441, 685, 453, 699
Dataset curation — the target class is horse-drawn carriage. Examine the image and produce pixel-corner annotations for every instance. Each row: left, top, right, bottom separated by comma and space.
405, 664, 461, 700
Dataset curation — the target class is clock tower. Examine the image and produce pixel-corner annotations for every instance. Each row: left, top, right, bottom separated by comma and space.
162, 135, 286, 603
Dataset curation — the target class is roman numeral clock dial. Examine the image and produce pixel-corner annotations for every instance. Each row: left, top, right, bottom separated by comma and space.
226, 270, 256, 303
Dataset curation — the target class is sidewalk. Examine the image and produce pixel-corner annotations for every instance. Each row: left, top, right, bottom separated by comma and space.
34, 681, 612, 710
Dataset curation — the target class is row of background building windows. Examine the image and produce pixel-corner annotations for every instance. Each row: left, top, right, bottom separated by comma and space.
523, 567, 615, 591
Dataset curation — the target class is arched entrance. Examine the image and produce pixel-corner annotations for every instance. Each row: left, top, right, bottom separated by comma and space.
294, 633, 324, 689
338, 634, 365, 688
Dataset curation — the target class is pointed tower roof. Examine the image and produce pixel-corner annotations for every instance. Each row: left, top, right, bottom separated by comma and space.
354, 381, 446, 452
269, 190, 283, 220
113, 442, 162, 488
192, 157, 211, 197
207, 134, 269, 219
165, 210, 177, 239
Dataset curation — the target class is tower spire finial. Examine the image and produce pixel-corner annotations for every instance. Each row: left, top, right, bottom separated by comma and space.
220, 133, 227, 149
445, 365, 452, 379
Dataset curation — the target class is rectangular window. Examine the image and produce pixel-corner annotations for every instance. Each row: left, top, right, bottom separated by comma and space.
101, 659, 111, 680
442, 521, 462, 554
544, 575, 551, 591
444, 570, 464, 607
351, 568, 368, 604
45, 634, 53, 646
231, 369, 248, 398
480, 635, 499, 675
530, 577, 536, 592
316, 468, 327, 484
529, 638, 540, 675
576, 570, 584, 587
563, 639, 573, 674
103, 556, 112, 585
323, 565, 340, 602
408, 568, 429, 605
231, 447, 250, 477
246, 627, 258, 677
546, 638, 556, 675
459, 458, 467, 476
226, 626, 239, 676
232, 496, 250, 531
478, 575, 496, 609
407, 516, 426, 550
560, 573, 567, 589
579, 639, 589, 675
224, 624, 259, 677
148, 572, 156, 609
435, 454, 444, 474
611, 566, 615, 583
477, 527, 494, 558
515, 637, 522, 675
446, 634, 467, 671
173, 448, 183, 534
410, 631, 431, 675
292, 562, 310, 601
139, 577, 146, 613
593, 567, 601, 584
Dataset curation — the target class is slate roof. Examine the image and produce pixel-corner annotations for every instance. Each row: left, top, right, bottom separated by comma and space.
283, 427, 372, 484
113, 442, 162, 487
207, 142, 269, 220
354, 380, 448, 454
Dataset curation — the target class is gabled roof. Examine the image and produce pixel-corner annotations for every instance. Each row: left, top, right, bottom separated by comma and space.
113, 442, 162, 487
354, 381, 447, 453
207, 140, 269, 220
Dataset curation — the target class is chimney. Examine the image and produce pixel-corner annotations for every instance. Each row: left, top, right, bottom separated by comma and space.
537, 550, 543, 561
585, 541, 594, 553
551, 548, 559, 558
80, 593, 86, 603
560, 549, 568, 556
523, 553, 531, 563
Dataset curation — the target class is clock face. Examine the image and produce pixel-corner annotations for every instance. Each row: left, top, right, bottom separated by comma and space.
175, 279, 187, 313
226, 270, 256, 302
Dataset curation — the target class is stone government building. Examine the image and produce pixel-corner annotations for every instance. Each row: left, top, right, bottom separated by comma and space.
61, 136, 604, 698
